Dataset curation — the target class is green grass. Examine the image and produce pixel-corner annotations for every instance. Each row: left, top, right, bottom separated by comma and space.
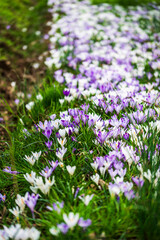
91, 0, 160, 6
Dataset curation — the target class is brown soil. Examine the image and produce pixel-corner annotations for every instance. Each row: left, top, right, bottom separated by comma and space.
0, 16, 51, 151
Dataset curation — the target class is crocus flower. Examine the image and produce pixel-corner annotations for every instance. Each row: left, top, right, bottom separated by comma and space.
63, 212, 79, 228
45, 140, 53, 149
34, 176, 55, 195
49, 160, 59, 171
108, 183, 121, 197
25, 193, 39, 218
53, 201, 64, 214
124, 190, 135, 200
24, 155, 36, 165
50, 226, 60, 236
56, 147, 67, 161
9, 206, 20, 219
3, 166, 19, 175
66, 165, 76, 175
79, 194, 94, 206
0, 194, 6, 202
40, 166, 54, 178
123, 133, 130, 140
43, 128, 52, 139
26, 101, 34, 111
78, 218, 92, 228
57, 223, 69, 234
24, 171, 36, 185
15, 193, 28, 212
63, 89, 70, 96
32, 151, 42, 161
91, 173, 100, 185
132, 176, 144, 187
74, 187, 80, 199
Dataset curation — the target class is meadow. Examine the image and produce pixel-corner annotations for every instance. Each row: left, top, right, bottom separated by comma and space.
0, 0, 160, 239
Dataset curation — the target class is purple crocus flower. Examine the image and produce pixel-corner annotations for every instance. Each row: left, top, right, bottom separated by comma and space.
0, 193, 6, 202
63, 89, 70, 96
80, 103, 89, 113
108, 168, 118, 179
0, 117, 4, 122
6, 25, 11, 30
97, 131, 108, 144
71, 136, 77, 142
95, 156, 105, 168
43, 128, 52, 139
123, 133, 130, 140
132, 176, 144, 187
25, 193, 39, 218
15, 99, 20, 105
40, 166, 54, 178
73, 116, 80, 125
34, 124, 39, 132
49, 160, 59, 171
53, 201, 64, 214
74, 187, 80, 199
81, 114, 89, 125
57, 223, 69, 234
78, 218, 92, 228
44, 34, 49, 40
3, 167, 19, 175
124, 190, 135, 200
88, 119, 94, 127
45, 140, 52, 149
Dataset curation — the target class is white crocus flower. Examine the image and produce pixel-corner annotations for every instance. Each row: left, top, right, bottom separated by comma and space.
57, 137, 67, 146
143, 169, 152, 182
4, 225, 40, 240
50, 226, 60, 236
95, 120, 104, 130
63, 212, 79, 228
79, 194, 94, 206
15, 193, 28, 212
59, 129, 66, 138
24, 171, 36, 185
137, 164, 143, 175
59, 162, 64, 168
103, 161, 111, 170
11, 81, 16, 88
26, 101, 34, 111
108, 185, 121, 197
121, 146, 134, 168
56, 147, 67, 161
28, 227, 41, 240
4, 224, 21, 239
36, 94, 43, 101
66, 166, 76, 176
90, 162, 98, 171
32, 151, 42, 161
99, 166, 107, 177
30, 186, 39, 194
59, 99, 64, 105
9, 206, 20, 218
114, 177, 124, 184
34, 176, 55, 194
91, 173, 100, 185
155, 107, 160, 115
24, 155, 36, 165
51, 119, 59, 129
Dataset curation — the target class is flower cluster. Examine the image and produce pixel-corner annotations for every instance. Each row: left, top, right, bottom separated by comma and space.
1, 0, 160, 239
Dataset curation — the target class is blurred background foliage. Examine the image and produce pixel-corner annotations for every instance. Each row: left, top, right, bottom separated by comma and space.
91, 0, 160, 5
0, 0, 48, 60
